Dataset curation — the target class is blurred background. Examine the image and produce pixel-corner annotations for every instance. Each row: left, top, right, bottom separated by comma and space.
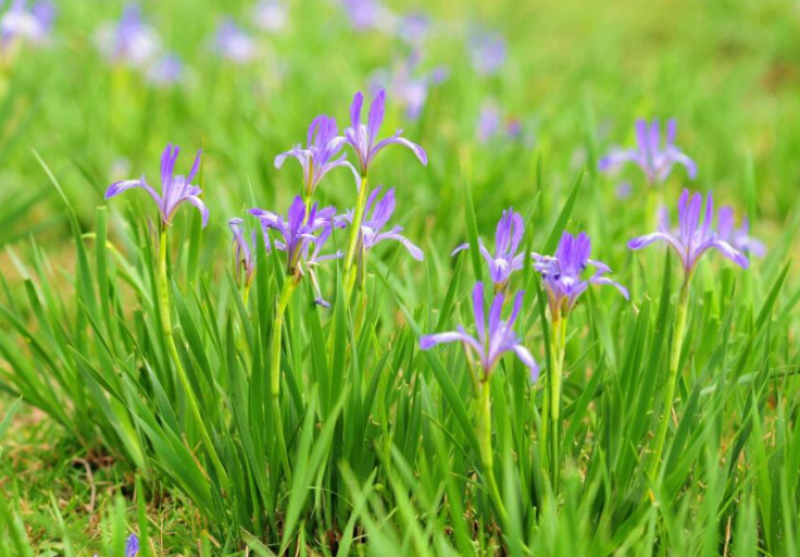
1, 0, 798, 271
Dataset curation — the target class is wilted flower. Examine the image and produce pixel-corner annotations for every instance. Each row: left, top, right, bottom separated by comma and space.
146, 53, 183, 86
0, 0, 54, 49
599, 119, 697, 186
249, 196, 341, 305
105, 143, 209, 228
215, 19, 256, 63
253, 1, 288, 32
420, 282, 538, 380
371, 52, 447, 121
453, 208, 525, 289
469, 30, 506, 75
717, 206, 766, 258
629, 190, 749, 276
229, 218, 261, 287
95, 5, 161, 68
275, 115, 356, 196
337, 186, 423, 261
344, 89, 428, 177
533, 231, 629, 319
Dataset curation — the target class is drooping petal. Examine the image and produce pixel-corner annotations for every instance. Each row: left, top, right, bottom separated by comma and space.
708, 239, 749, 269
104, 177, 161, 206
373, 133, 428, 165
187, 195, 209, 228
512, 345, 539, 381
419, 331, 474, 350
627, 231, 684, 254
589, 276, 630, 300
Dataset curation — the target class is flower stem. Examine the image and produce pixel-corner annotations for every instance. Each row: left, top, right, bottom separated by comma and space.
270, 276, 298, 398
157, 229, 227, 483
344, 176, 369, 294
477, 376, 509, 526
648, 280, 690, 482
549, 314, 567, 490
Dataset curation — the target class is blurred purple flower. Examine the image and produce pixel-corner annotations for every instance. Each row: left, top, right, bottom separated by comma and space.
337, 186, 423, 261
717, 206, 766, 258
340, 0, 394, 31
599, 119, 697, 186
105, 144, 208, 228
275, 115, 356, 196
453, 208, 525, 289
215, 19, 256, 63
146, 53, 183, 86
0, 0, 55, 48
371, 52, 447, 121
95, 5, 161, 67
253, 1, 288, 32
344, 89, 427, 177
477, 101, 522, 144
469, 30, 506, 75
125, 534, 140, 557
397, 12, 430, 43
629, 190, 749, 276
616, 181, 633, 200
249, 196, 342, 305
420, 282, 539, 381
533, 231, 628, 318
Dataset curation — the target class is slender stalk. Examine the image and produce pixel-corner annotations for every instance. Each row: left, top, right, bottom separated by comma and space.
549, 314, 567, 489
477, 376, 509, 526
270, 276, 298, 397
344, 176, 369, 294
157, 229, 227, 483
648, 280, 690, 480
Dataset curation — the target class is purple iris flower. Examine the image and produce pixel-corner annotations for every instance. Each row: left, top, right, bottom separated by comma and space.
95, 5, 161, 68
344, 89, 428, 178
469, 30, 506, 75
452, 208, 525, 289
0, 0, 55, 48
248, 196, 342, 306
215, 19, 256, 64
91, 533, 139, 557
371, 52, 447, 121
533, 232, 629, 318
717, 206, 766, 258
598, 119, 697, 186
628, 190, 749, 276
229, 218, 262, 287
274, 115, 356, 196
336, 186, 423, 261
420, 282, 539, 381
146, 53, 183, 86
105, 144, 209, 228
125, 534, 140, 557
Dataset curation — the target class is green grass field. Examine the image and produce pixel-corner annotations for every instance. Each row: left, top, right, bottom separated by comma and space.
1, 0, 800, 555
